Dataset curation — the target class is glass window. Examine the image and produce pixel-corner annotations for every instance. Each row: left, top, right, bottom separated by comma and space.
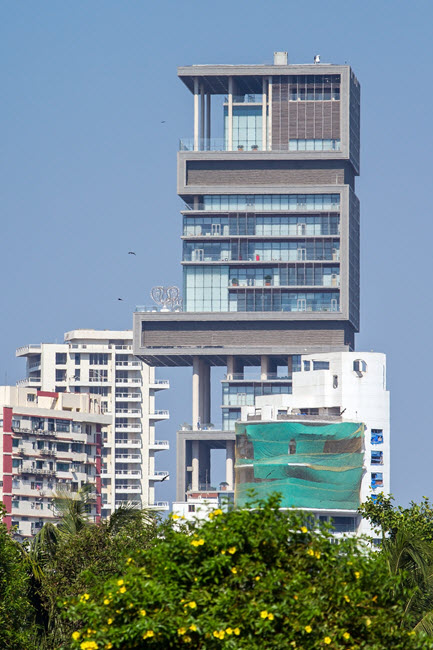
56, 353, 67, 365
313, 361, 330, 370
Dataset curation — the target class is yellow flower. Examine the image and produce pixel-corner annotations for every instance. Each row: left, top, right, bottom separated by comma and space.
260, 610, 268, 618
214, 508, 223, 516
300, 526, 308, 533
255, 576, 261, 581
119, 586, 126, 594
344, 595, 350, 602
305, 625, 312, 633
183, 636, 192, 643
72, 631, 81, 641
324, 637, 332, 645
365, 618, 371, 626
103, 599, 110, 605
188, 601, 197, 608
307, 549, 315, 556
191, 538, 205, 547
117, 579, 124, 586
140, 609, 146, 617
80, 593, 90, 602
145, 631, 155, 638
231, 567, 237, 574
228, 546, 237, 554
105, 644, 113, 650
354, 571, 361, 580
213, 631, 219, 638
80, 642, 98, 650
178, 627, 187, 635
221, 550, 226, 555
171, 514, 180, 520
343, 632, 350, 640
315, 551, 321, 559
234, 628, 240, 635
268, 613, 274, 621
372, 595, 378, 602
294, 595, 298, 600
208, 512, 214, 520
107, 618, 113, 625
189, 624, 197, 631
226, 627, 233, 635
126, 557, 133, 564
218, 630, 225, 639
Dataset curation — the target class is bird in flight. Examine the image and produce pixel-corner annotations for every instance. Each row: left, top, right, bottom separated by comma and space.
161, 474, 170, 481
117, 298, 124, 301
161, 120, 166, 123
128, 251, 136, 255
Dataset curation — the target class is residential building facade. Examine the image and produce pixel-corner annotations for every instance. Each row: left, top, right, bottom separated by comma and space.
16, 329, 170, 514
0, 387, 110, 538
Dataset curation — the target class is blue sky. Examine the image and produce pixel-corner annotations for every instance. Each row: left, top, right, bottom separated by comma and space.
2, 1, 432, 507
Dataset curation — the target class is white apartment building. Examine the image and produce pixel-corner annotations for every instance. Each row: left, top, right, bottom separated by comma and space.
16, 329, 170, 515
173, 351, 389, 538
0, 387, 110, 538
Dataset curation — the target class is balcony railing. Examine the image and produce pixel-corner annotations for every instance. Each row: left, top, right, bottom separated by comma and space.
224, 373, 291, 381
224, 93, 263, 103
148, 410, 169, 419
115, 378, 141, 384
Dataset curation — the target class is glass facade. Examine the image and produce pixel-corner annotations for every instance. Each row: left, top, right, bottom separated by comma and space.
224, 106, 262, 151
198, 194, 340, 211
183, 214, 340, 237
183, 240, 339, 262
223, 383, 291, 406
229, 290, 339, 313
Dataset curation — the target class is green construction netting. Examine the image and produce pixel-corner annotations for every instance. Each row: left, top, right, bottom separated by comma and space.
235, 420, 364, 510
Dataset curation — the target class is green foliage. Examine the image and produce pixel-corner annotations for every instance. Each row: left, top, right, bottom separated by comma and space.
0, 504, 36, 648
359, 492, 433, 541
65, 495, 433, 649
23, 489, 158, 649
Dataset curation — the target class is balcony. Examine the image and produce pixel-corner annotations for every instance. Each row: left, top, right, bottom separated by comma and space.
16, 344, 42, 357
115, 408, 141, 415
149, 379, 170, 390
115, 439, 141, 448
148, 440, 170, 451
115, 470, 141, 479
179, 138, 264, 152
147, 501, 169, 511
115, 453, 141, 462
16, 377, 41, 387
115, 500, 141, 508
115, 486, 141, 494
149, 470, 170, 482
115, 424, 142, 432
115, 378, 142, 385
115, 392, 141, 401
115, 361, 141, 368
148, 410, 169, 421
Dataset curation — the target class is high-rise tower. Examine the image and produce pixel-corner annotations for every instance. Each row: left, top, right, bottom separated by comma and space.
134, 53, 363, 505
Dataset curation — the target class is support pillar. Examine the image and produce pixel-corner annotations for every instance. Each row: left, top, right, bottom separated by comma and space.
267, 76, 272, 151
206, 93, 211, 146
262, 77, 267, 151
228, 77, 233, 151
192, 356, 200, 427
261, 355, 269, 380
193, 357, 211, 427
192, 440, 199, 491
193, 77, 199, 151
226, 441, 235, 490
200, 84, 205, 147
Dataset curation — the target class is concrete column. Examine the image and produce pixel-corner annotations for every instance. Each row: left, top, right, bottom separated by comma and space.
226, 441, 235, 490
287, 355, 293, 378
200, 84, 205, 146
261, 355, 269, 380
176, 434, 187, 501
228, 77, 233, 151
202, 362, 211, 424
262, 77, 267, 151
193, 77, 199, 151
267, 76, 272, 151
192, 440, 199, 491
192, 356, 200, 427
226, 356, 235, 379
206, 93, 211, 145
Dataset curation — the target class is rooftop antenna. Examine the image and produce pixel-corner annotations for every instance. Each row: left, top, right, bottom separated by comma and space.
314, 54, 320, 64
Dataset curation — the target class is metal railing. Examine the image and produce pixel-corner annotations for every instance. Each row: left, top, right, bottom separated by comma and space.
224, 373, 291, 381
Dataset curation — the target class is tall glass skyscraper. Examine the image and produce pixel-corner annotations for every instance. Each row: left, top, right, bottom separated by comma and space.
134, 52, 361, 502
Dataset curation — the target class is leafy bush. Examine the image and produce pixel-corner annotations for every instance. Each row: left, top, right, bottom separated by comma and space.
65, 495, 433, 649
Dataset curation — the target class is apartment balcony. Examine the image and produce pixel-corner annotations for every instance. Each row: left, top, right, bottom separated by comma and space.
16, 344, 42, 357
15, 466, 56, 477
179, 137, 341, 154
115, 469, 141, 479
115, 424, 142, 432
115, 392, 141, 401
115, 486, 142, 494
68, 343, 132, 351
115, 408, 141, 415
115, 453, 141, 463
149, 470, 169, 482
115, 500, 141, 508
115, 440, 141, 448
148, 440, 170, 451
115, 378, 142, 385
148, 410, 169, 421
147, 501, 169, 511
115, 361, 141, 369
16, 377, 41, 387
28, 361, 41, 371
149, 379, 170, 391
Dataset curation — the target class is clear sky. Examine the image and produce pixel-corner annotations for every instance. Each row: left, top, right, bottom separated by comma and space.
2, 0, 433, 508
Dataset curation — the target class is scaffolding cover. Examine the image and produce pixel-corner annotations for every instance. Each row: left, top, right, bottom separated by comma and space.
235, 420, 364, 510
